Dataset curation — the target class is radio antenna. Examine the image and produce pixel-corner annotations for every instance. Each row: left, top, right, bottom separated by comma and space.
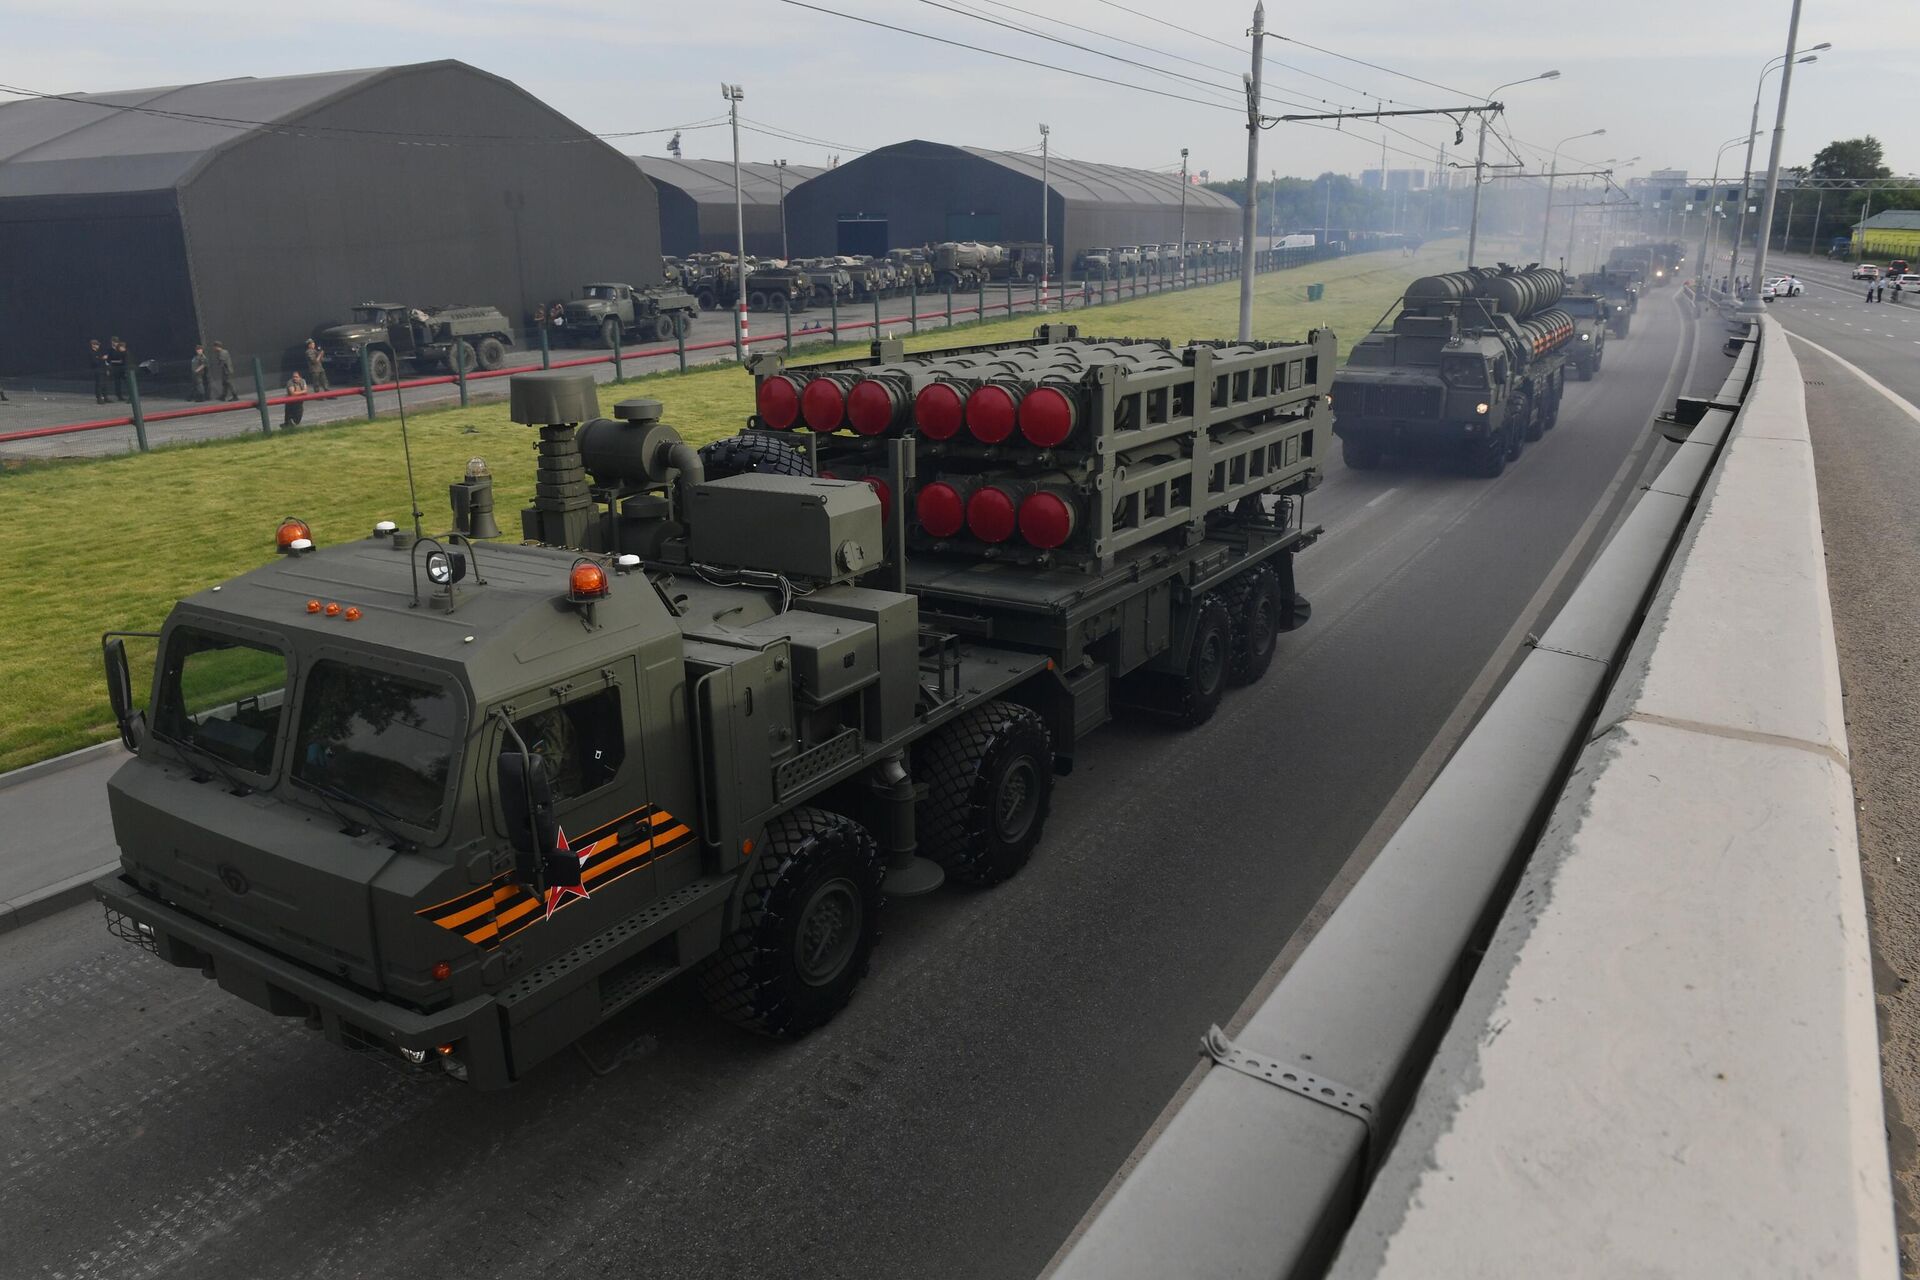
394, 368, 424, 537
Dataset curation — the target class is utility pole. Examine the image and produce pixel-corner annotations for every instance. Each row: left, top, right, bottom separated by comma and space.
1743, 0, 1803, 315
1466, 116, 1491, 267
775, 158, 789, 261
723, 83, 747, 361
1238, 1, 1265, 343
1039, 122, 1051, 309
1377, 100, 1387, 229
1177, 147, 1189, 276
1269, 167, 1278, 251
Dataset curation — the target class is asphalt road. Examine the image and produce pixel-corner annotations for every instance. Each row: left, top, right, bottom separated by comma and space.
1757, 259, 1920, 1273
0, 288, 1703, 1280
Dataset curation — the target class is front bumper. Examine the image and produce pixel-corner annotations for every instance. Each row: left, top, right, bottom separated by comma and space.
1334, 416, 1485, 450
96, 874, 511, 1089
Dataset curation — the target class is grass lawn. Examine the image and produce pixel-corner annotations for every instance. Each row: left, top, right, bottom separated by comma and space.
0, 239, 1469, 771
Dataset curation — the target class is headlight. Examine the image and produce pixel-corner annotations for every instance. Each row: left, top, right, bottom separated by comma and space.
1580, 333, 1591, 341
1475, 402, 1490, 415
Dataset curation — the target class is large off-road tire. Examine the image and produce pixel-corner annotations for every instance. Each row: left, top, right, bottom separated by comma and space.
1341, 437, 1381, 470
1221, 567, 1283, 686
366, 349, 395, 384
1474, 429, 1508, 478
599, 318, 621, 350
475, 337, 507, 371
698, 432, 814, 480
652, 314, 674, 342
1144, 597, 1232, 729
673, 311, 693, 337
917, 701, 1054, 887
747, 290, 769, 312
1521, 385, 1546, 442
699, 808, 886, 1037
696, 289, 718, 311
447, 341, 477, 374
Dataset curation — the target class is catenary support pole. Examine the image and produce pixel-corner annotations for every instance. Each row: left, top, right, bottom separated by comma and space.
725, 83, 748, 360
1237, 2, 1265, 342
1742, 0, 1802, 316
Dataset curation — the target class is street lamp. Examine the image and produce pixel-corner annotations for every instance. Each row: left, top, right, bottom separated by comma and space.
721, 82, 747, 360
774, 158, 789, 261
1729, 43, 1825, 288
1541, 127, 1605, 262
1468, 69, 1560, 267
1743, 1, 1808, 314
1039, 123, 1051, 309
1178, 147, 1189, 286
1699, 130, 1759, 312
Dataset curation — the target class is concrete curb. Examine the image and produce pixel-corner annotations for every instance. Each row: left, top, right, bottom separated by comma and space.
0, 861, 117, 936
1330, 317, 1899, 1277
0, 738, 124, 792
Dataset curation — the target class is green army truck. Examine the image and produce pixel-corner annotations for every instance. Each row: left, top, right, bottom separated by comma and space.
1577, 270, 1636, 338
312, 302, 515, 384
1559, 288, 1610, 380
552, 282, 697, 347
1330, 264, 1573, 478
94, 324, 1331, 1090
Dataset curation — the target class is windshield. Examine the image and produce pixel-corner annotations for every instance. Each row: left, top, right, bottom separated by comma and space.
293, 660, 461, 831
583, 285, 618, 300
1441, 356, 1487, 389
155, 628, 289, 774
350, 307, 389, 324
1563, 298, 1601, 317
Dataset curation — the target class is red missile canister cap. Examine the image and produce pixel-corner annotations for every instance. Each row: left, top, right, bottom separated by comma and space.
756, 375, 802, 430
800, 377, 847, 433
965, 384, 1018, 443
1018, 386, 1076, 447
967, 485, 1017, 543
916, 382, 965, 439
861, 476, 893, 521
846, 379, 898, 436
1018, 491, 1076, 549
916, 481, 966, 537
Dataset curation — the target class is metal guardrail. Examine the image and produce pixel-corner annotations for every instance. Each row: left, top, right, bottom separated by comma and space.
1050, 323, 1763, 1280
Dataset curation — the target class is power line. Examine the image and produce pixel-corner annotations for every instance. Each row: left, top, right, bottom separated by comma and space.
774, 0, 1241, 113
1266, 32, 1476, 100
739, 115, 867, 154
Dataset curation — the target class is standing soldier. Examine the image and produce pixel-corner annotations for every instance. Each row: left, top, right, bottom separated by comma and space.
107, 336, 129, 401
304, 338, 330, 392
89, 338, 111, 403
189, 344, 210, 401
213, 340, 237, 400
283, 371, 308, 427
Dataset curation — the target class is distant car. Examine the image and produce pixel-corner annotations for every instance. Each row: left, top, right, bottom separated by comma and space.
1892, 274, 1920, 297
1852, 264, 1881, 280
1762, 276, 1803, 297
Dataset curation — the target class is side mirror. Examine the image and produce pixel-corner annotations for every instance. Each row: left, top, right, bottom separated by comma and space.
497, 750, 558, 863
103, 635, 145, 750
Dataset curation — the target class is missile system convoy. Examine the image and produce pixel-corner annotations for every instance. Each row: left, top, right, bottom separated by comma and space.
94, 322, 1333, 1090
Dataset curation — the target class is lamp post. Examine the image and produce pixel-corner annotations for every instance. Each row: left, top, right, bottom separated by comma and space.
774, 158, 789, 261
1742, 0, 1805, 314
1039, 123, 1051, 309
722, 82, 747, 360
1468, 70, 1560, 268
1730, 41, 1825, 291
1699, 131, 1758, 312
1177, 147, 1189, 282
1541, 127, 1605, 262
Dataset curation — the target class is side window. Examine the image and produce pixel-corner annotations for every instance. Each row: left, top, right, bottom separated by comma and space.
157, 629, 288, 774
511, 687, 625, 804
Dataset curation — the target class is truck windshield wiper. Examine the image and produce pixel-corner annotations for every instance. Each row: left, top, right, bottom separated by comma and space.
298, 777, 420, 853
150, 726, 253, 796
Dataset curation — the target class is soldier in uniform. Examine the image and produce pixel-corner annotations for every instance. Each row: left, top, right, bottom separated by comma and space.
189, 344, 210, 401
107, 337, 129, 401
88, 338, 111, 403
212, 341, 237, 400
283, 371, 308, 427
304, 339, 330, 392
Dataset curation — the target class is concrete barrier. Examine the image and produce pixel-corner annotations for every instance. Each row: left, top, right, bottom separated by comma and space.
1328, 316, 1897, 1277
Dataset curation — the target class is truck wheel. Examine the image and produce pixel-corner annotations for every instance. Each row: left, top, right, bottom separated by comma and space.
652, 314, 674, 342
700, 808, 886, 1037
599, 318, 620, 350
697, 289, 718, 311
447, 341, 477, 374
1522, 389, 1546, 442
1475, 437, 1508, 478
1221, 568, 1283, 686
673, 312, 693, 337
1159, 597, 1232, 728
367, 349, 395, 384
917, 701, 1054, 887
475, 337, 506, 371
771, 293, 791, 313
748, 291, 769, 312
1341, 438, 1381, 470
698, 432, 813, 479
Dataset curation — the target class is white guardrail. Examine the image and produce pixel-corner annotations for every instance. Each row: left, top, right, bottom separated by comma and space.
1328, 314, 1896, 1276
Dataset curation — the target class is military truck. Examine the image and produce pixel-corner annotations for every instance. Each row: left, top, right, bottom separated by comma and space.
94, 321, 1332, 1090
1607, 245, 1661, 289
887, 248, 935, 293
313, 303, 515, 383
799, 260, 853, 308
930, 241, 1002, 291
743, 264, 812, 312
1075, 247, 1113, 278
1330, 263, 1573, 478
1559, 289, 1610, 380
991, 242, 1053, 283
1577, 270, 1637, 337
553, 283, 697, 347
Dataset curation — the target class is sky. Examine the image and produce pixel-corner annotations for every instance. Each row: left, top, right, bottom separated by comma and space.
6, 0, 1918, 185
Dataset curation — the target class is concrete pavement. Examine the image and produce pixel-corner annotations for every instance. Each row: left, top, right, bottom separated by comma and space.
0, 290, 1699, 1279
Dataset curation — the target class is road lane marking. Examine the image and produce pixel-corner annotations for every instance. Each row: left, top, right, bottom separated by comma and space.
1783, 330, 1920, 422
1364, 486, 1398, 509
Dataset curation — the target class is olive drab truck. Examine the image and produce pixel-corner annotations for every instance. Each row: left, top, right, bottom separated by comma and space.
1329, 264, 1574, 478
95, 322, 1332, 1090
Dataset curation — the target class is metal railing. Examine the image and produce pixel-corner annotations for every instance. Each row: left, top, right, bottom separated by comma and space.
1050, 321, 1763, 1280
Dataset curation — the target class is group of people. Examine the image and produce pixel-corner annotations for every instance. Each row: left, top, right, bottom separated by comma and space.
1864, 278, 1903, 304
83, 336, 337, 427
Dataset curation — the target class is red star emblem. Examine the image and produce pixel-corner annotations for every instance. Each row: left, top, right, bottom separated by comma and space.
542, 826, 592, 920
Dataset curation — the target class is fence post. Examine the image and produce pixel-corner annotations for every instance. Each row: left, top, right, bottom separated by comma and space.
539, 323, 551, 371
872, 291, 882, 335
978, 280, 985, 323
612, 329, 623, 381
831, 294, 840, 343
910, 276, 919, 334
784, 302, 793, 355
127, 365, 149, 452
455, 346, 470, 407
946, 287, 954, 330
360, 348, 376, 420
252, 357, 272, 434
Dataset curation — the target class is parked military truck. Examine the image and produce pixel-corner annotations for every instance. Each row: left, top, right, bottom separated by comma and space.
1330, 263, 1573, 477
929, 241, 1002, 290
94, 322, 1332, 1090
1559, 288, 1610, 380
1075, 247, 1113, 278
743, 264, 811, 312
313, 303, 515, 383
553, 283, 697, 347
799, 260, 853, 308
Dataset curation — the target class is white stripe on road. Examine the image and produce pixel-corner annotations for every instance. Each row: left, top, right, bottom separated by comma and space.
1784, 330, 1920, 423
1365, 487, 1399, 509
